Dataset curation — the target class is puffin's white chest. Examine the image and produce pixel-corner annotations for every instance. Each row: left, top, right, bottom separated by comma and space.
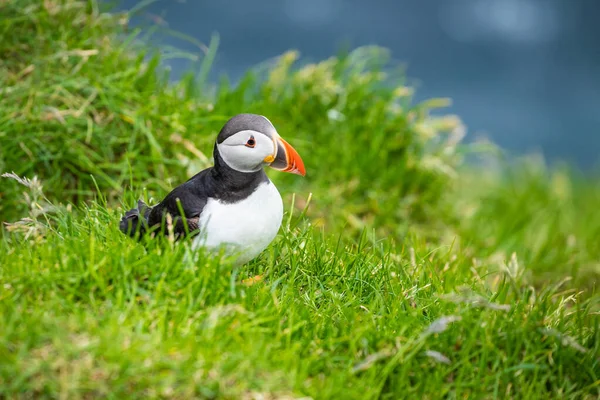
193, 181, 284, 264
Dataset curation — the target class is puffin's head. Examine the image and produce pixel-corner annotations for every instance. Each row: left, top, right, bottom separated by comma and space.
215, 114, 305, 176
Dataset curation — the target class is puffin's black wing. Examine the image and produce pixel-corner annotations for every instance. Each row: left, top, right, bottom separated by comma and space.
145, 184, 205, 235
145, 169, 215, 237
120, 169, 213, 238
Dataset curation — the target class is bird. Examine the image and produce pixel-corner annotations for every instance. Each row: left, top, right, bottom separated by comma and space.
119, 113, 305, 264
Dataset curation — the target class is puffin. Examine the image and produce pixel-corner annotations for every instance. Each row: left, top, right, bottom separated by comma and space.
119, 113, 305, 264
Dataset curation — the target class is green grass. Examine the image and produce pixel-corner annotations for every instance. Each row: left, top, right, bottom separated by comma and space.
1, 0, 599, 399
0, 178, 598, 399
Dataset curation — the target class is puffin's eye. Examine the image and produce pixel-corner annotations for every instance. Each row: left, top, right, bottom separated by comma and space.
245, 136, 256, 148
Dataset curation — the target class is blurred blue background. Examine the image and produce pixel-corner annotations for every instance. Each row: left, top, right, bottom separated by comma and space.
115, 0, 599, 169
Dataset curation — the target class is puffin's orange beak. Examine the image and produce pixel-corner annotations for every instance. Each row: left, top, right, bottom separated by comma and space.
267, 136, 306, 176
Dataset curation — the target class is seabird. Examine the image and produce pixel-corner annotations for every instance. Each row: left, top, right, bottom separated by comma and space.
119, 113, 305, 264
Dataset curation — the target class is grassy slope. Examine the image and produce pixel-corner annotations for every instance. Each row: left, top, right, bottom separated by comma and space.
1, 1, 599, 399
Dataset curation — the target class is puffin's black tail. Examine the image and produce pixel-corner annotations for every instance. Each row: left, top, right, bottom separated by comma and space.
119, 200, 151, 237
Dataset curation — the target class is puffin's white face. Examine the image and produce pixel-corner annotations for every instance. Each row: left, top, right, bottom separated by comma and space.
215, 114, 305, 176
217, 129, 276, 173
